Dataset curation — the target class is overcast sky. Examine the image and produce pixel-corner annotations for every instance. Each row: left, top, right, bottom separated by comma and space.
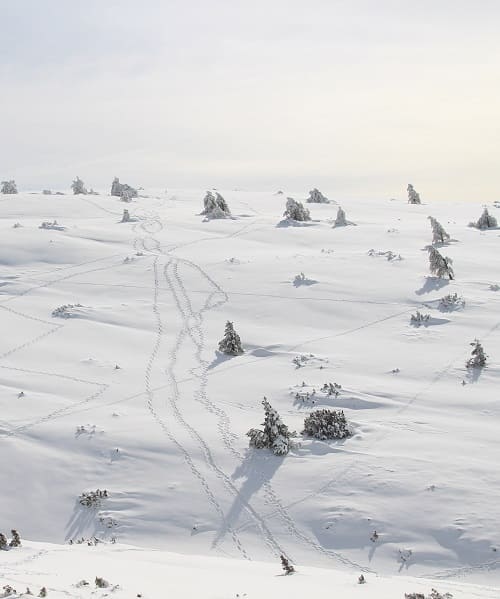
1, 0, 499, 200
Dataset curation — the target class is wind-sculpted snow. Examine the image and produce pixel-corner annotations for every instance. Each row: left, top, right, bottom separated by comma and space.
0, 190, 499, 592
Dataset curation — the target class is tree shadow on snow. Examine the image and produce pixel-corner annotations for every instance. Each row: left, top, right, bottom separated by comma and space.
276, 219, 318, 228
409, 317, 450, 328
465, 365, 484, 384
65, 500, 100, 542
207, 350, 236, 371
212, 450, 283, 550
415, 277, 450, 296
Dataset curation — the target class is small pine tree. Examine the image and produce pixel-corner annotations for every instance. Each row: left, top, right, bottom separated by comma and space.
307, 188, 329, 203
9, 530, 21, 547
247, 398, 293, 456
466, 339, 487, 368
0, 533, 7, 549
71, 177, 87, 195
218, 321, 243, 355
215, 192, 230, 214
201, 191, 231, 218
111, 177, 122, 196
428, 216, 450, 244
121, 209, 131, 223
1, 180, 18, 194
428, 247, 454, 279
333, 206, 348, 227
283, 197, 311, 221
407, 184, 421, 204
280, 555, 295, 574
38, 587, 47, 597
471, 208, 498, 230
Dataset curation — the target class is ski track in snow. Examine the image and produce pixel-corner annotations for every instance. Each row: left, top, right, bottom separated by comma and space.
131, 208, 369, 571
166, 257, 370, 571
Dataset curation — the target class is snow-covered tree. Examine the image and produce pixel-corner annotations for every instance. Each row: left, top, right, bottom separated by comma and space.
121, 209, 131, 223
9, 530, 21, 547
111, 177, 138, 200
218, 321, 243, 355
469, 208, 498, 230
201, 191, 231, 219
111, 177, 122, 196
302, 409, 351, 440
283, 197, 311, 222
428, 246, 454, 279
0, 533, 7, 549
306, 188, 329, 203
466, 339, 487, 368
428, 216, 450, 244
333, 206, 353, 227
1, 180, 18, 194
247, 397, 293, 456
280, 555, 295, 574
407, 184, 421, 204
71, 177, 87, 195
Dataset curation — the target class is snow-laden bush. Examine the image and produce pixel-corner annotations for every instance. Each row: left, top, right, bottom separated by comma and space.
428, 247, 454, 279
218, 321, 243, 355
368, 249, 403, 261
438, 292, 464, 311
428, 216, 450, 244
247, 398, 294, 456
293, 272, 317, 286
302, 409, 351, 440
201, 191, 231, 219
0, 533, 8, 550
407, 183, 421, 204
469, 207, 497, 229
405, 590, 452, 599
466, 339, 487, 368
121, 209, 131, 223
79, 489, 108, 508
52, 304, 83, 318
283, 197, 310, 222
39, 220, 66, 231
306, 188, 329, 203
1, 180, 18, 194
410, 311, 430, 325
111, 177, 138, 199
321, 382, 341, 397
71, 177, 87, 195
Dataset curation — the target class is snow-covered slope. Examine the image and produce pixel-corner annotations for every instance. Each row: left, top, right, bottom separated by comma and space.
1, 189, 499, 592
3, 540, 499, 599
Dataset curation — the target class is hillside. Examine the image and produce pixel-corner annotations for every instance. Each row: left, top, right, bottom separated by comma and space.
1, 189, 499, 593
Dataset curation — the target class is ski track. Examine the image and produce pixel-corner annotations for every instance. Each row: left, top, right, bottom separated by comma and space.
137, 216, 250, 561
4, 200, 494, 577
166, 256, 369, 571
135, 209, 368, 568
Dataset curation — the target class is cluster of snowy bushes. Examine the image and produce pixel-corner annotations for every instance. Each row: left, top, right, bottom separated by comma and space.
247, 398, 351, 456
0, 529, 21, 550
79, 489, 108, 508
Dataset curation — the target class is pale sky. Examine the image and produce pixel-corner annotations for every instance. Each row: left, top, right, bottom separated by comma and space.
1, 0, 499, 200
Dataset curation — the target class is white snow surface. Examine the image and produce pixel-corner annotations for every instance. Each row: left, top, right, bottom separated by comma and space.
1, 189, 499, 595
